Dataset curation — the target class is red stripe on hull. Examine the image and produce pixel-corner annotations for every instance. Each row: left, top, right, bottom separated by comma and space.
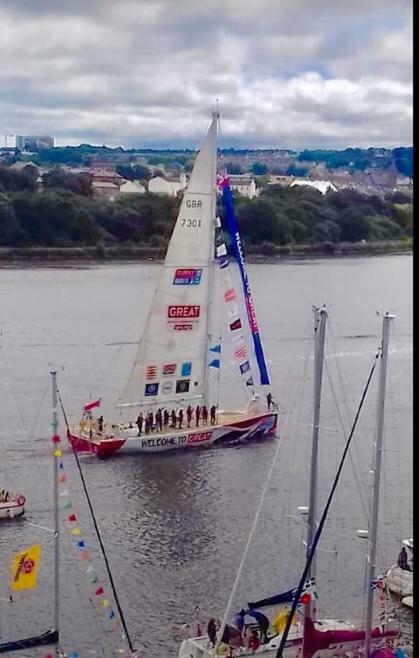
67, 430, 125, 457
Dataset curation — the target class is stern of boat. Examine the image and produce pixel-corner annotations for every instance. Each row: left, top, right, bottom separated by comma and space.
67, 429, 125, 458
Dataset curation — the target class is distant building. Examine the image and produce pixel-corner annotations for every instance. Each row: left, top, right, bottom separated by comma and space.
10, 160, 39, 171
120, 180, 146, 195
89, 158, 116, 172
290, 179, 337, 194
92, 180, 120, 200
91, 171, 123, 200
395, 176, 412, 189
15, 135, 54, 150
148, 173, 187, 196
228, 175, 258, 198
266, 175, 294, 187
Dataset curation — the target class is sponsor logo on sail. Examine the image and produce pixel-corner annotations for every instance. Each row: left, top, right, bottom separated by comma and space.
181, 362, 192, 377
168, 305, 200, 318
239, 361, 250, 374
234, 345, 247, 360
162, 363, 176, 376
224, 288, 236, 302
146, 365, 157, 380
173, 268, 202, 285
229, 318, 242, 331
144, 383, 159, 396
162, 381, 173, 394
176, 379, 190, 394
172, 323, 193, 331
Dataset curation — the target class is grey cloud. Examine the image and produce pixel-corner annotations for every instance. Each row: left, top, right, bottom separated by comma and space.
0, 0, 412, 148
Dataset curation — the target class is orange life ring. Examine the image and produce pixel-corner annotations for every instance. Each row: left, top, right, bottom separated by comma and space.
17, 495, 26, 506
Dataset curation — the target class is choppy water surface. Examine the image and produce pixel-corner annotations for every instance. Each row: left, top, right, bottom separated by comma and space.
0, 255, 412, 657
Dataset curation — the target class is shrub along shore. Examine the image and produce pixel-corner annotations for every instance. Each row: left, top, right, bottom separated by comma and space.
0, 239, 412, 264
0, 165, 413, 261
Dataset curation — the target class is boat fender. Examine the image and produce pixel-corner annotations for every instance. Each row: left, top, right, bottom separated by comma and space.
17, 495, 26, 506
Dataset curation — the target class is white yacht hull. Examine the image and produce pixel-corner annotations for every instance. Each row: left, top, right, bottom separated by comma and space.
178, 618, 394, 658
67, 411, 278, 457
386, 564, 413, 596
0, 499, 25, 520
401, 596, 413, 608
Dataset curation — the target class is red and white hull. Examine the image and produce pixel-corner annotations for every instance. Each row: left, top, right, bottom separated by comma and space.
0, 494, 26, 520
67, 411, 278, 458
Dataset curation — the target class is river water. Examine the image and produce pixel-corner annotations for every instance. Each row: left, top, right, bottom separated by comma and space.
0, 255, 413, 657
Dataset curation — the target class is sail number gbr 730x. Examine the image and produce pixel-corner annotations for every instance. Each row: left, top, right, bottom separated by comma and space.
181, 218, 202, 228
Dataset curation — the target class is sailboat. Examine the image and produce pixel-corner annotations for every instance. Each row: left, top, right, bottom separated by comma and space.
178, 311, 400, 658
0, 490, 25, 520
386, 538, 413, 599
0, 372, 59, 654
67, 111, 278, 456
0, 372, 136, 656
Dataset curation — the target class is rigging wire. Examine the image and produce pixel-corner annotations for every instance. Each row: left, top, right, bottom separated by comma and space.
324, 321, 392, 575
56, 387, 135, 654
214, 321, 318, 651
60, 532, 108, 656
283, 323, 313, 578
275, 345, 380, 658
327, 320, 370, 509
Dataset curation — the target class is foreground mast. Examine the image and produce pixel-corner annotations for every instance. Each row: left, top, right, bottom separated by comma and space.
306, 306, 327, 615
363, 313, 393, 658
51, 370, 60, 654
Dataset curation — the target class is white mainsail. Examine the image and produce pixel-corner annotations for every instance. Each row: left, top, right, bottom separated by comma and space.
117, 114, 218, 409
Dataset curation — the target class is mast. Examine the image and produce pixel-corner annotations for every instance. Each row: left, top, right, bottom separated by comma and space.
51, 370, 60, 651
306, 305, 327, 615
364, 312, 393, 658
203, 110, 219, 406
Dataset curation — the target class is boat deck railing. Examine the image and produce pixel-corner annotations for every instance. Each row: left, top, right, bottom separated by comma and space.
71, 408, 276, 442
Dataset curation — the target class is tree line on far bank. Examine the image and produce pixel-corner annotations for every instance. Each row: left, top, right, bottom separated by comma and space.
0, 165, 412, 250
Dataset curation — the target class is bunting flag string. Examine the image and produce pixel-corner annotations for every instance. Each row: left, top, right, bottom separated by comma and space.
50, 433, 130, 656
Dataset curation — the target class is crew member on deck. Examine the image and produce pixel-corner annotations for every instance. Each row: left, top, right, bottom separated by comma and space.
248, 630, 260, 653
195, 405, 201, 427
210, 405, 217, 425
178, 408, 184, 429
207, 618, 217, 647
98, 415, 104, 433
171, 409, 177, 428
202, 405, 208, 424
267, 392, 273, 410
136, 413, 144, 436
186, 405, 192, 428
398, 546, 412, 571
163, 409, 169, 428
156, 408, 163, 432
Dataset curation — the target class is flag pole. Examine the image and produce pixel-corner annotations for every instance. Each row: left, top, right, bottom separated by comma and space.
51, 371, 60, 654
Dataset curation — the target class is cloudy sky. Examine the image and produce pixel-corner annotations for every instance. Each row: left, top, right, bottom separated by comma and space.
0, 0, 412, 149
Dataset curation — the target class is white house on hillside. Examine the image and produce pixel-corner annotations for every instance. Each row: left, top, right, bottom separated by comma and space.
120, 180, 146, 195
148, 173, 187, 196
290, 179, 337, 194
228, 175, 258, 198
